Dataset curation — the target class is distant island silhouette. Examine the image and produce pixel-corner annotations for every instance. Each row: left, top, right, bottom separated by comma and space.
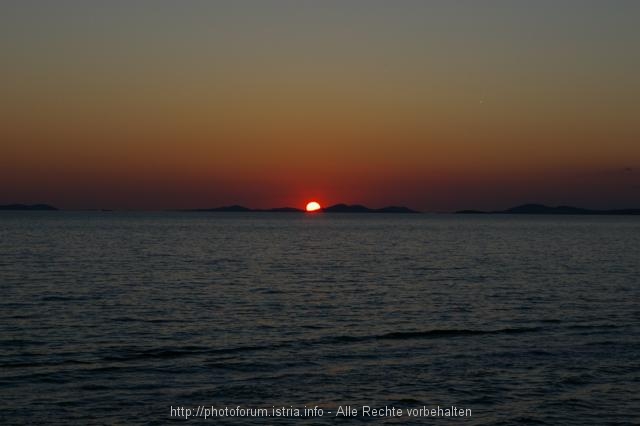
187, 204, 420, 213
0, 204, 58, 211
456, 203, 640, 215
2, 202, 639, 215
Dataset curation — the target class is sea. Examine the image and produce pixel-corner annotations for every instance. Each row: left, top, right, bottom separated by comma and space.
1, 212, 639, 425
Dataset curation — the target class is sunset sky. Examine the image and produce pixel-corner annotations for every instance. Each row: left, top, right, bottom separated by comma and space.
2, 0, 639, 211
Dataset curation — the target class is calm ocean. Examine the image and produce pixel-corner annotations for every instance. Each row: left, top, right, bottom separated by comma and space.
1, 212, 639, 424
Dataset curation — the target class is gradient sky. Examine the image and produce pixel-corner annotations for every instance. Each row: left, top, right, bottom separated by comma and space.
2, 0, 639, 210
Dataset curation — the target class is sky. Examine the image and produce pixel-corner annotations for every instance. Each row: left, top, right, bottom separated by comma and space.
1, 0, 639, 211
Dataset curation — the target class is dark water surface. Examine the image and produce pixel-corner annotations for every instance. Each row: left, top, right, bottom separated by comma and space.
1, 212, 639, 424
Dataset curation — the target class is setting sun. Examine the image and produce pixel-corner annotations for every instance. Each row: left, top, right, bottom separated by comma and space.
305, 201, 321, 212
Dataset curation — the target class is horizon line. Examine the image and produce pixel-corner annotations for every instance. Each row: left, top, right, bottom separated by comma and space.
2, 202, 640, 215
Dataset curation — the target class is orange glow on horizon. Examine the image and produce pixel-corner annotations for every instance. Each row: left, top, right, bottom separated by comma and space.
305, 201, 321, 212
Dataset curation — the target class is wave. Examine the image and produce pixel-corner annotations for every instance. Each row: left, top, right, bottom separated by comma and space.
10, 323, 621, 367
330, 326, 543, 343
564, 323, 622, 330
1, 359, 91, 369
95, 326, 545, 363
101, 344, 274, 362
109, 317, 190, 324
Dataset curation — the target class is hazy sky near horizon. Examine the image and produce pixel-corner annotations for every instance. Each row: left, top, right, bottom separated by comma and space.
2, 0, 639, 210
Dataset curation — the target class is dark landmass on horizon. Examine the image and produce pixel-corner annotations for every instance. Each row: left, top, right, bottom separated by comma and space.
456, 203, 640, 215
2, 203, 639, 215
0, 204, 58, 211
